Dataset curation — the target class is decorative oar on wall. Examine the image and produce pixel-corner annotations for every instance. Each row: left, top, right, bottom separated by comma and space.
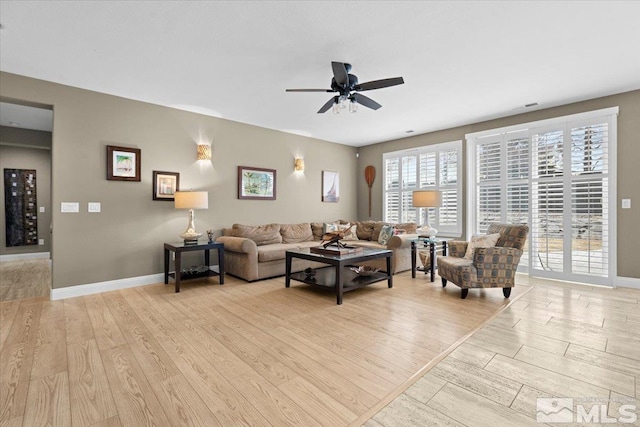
364, 165, 376, 217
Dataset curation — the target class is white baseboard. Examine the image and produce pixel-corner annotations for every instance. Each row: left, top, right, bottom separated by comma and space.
0, 252, 51, 262
616, 276, 640, 289
51, 273, 164, 300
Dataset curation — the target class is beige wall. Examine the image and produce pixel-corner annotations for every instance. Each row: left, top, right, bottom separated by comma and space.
0, 128, 52, 255
0, 72, 358, 289
358, 90, 640, 279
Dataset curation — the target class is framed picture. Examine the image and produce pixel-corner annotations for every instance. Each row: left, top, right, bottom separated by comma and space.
107, 145, 141, 181
152, 171, 180, 201
322, 170, 339, 202
238, 166, 276, 200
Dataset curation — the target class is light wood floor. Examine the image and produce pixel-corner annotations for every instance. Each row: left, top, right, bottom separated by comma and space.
2, 264, 638, 427
0, 267, 522, 426
367, 276, 640, 427
0, 259, 50, 302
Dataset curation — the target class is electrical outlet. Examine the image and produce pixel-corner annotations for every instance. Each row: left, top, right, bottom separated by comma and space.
39, 206, 45, 213
622, 199, 631, 209
39, 239, 44, 245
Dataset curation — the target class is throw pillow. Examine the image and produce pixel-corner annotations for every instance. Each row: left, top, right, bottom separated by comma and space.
323, 222, 341, 234
342, 224, 359, 241
464, 233, 501, 259
378, 225, 395, 245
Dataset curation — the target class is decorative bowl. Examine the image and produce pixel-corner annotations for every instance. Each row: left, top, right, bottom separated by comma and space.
350, 266, 380, 277
303, 267, 316, 279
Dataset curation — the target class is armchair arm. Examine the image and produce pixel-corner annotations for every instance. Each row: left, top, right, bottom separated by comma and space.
386, 233, 418, 250
215, 236, 258, 255
447, 241, 468, 258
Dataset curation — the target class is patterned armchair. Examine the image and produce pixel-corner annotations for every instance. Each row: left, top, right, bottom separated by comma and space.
436, 224, 529, 299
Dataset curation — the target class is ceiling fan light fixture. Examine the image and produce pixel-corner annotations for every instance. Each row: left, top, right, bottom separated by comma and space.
332, 101, 340, 114
349, 98, 358, 113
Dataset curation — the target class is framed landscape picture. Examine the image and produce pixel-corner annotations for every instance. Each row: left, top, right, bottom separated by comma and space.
322, 170, 339, 202
152, 171, 179, 201
107, 145, 141, 181
238, 166, 276, 200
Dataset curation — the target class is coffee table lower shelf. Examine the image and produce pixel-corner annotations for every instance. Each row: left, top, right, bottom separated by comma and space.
288, 266, 392, 304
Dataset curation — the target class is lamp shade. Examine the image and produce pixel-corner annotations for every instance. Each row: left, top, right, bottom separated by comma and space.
174, 191, 208, 209
412, 190, 441, 208
197, 144, 211, 160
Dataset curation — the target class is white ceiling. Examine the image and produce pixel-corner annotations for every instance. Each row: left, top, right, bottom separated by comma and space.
1, 1, 639, 147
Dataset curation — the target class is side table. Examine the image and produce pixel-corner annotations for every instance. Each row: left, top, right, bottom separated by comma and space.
164, 241, 225, 292
411, 238, 448, 282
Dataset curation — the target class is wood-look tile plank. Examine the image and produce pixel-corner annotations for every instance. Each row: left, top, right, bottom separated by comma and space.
485, 324, 570, 355
67, 339, 117, 426
565, 343, 640, 378
512, 318, 607, 351
428, 383, 539, 427
608, 391, 639, 425
515, 345, 635, 396
431, 357, 522, 406
90, 415, 122, 427
448, 342, 496, 369
373, 394, 465, 427
465, 325, 523, 357
150, 374, 222, 427
22, 372, 71, 427
30, 300, 67, 379
64, 297, 95, 344
485, 354, 610, 399
404, 372, 448, 404
3, 299, 42, 345
0, 416, 23, 427
84, 294, 127, 351
278, 376, 358, 426
508, 384, 548, 420
101, 345, 171, 427
606, 338, 640, 361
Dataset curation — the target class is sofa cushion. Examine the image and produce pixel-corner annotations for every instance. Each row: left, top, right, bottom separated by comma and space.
233, 223, 282, 246
372, 221, 387, 241
464, 233, 501, 259
280, 223, 314, 243
311, 222, 324, 241
395, 222, 418, 234
356, 221, 375, 240
257, 243, 300, 262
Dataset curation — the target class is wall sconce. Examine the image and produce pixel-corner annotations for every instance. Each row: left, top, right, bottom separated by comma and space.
294, 158, 305, 172
197, 144, 211, 160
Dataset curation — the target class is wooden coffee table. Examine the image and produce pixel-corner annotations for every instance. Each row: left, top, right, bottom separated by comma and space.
285, 247, 392, 304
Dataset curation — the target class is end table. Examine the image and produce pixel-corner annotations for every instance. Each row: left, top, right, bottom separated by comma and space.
164, 241, 225, 292
411, 237, 448, 282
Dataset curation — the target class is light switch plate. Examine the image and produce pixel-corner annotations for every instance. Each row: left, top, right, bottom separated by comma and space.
88, 202, 101, 213
61, 202, 79, 213
622, 199, 631, 209
39, 206, 45, 213
39, 239, 44, 245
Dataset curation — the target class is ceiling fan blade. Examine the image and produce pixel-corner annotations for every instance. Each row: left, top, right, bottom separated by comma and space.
317, 96, 338, 114
331, 61, 349, 87
353, 93, 382, 110
355, 77, 404, 91
285, 89, 334, 92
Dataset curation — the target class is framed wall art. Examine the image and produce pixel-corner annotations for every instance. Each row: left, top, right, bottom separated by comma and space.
107, 145, 141, 181
152, 171, 180, 201
238, 166, 276, 200
322, 170, 339, 202
4, 169, 38, 247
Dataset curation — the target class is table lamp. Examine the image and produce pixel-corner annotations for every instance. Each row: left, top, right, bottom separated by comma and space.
174, 191, 208, 245
412, 190, 441, 236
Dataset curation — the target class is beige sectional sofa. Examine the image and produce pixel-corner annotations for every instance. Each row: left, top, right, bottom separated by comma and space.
216, 221, 418, 282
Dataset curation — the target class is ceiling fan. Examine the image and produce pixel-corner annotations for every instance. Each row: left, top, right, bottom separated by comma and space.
286, 61, 404, 114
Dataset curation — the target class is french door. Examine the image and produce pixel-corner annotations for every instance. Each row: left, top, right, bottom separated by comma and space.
468, 108, 617, 286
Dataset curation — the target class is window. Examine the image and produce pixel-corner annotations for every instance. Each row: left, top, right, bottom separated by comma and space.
467, 107, 617, 286
383, 141, 462, 236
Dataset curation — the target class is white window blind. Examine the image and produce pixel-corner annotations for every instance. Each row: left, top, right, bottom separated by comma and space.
383, 141, 462, 236
466, 107, 617, 286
